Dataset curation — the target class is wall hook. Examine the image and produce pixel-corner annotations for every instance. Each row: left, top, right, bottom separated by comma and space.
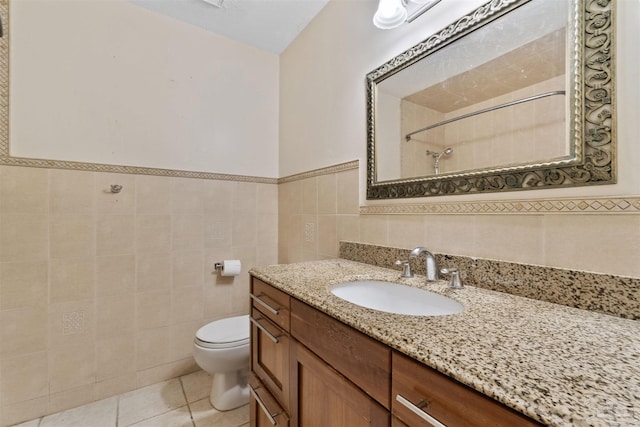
110, 185, 123, 194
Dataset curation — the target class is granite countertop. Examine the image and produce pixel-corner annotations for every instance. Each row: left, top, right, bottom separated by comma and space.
249, 259, 640, 427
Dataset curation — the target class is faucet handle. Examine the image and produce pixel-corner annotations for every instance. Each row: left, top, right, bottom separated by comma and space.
440, 267, 463, 289
395, 260, 414, 278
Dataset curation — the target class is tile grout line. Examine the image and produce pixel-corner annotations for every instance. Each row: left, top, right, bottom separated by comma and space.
178, 375, 197, 427
115, 394, 120, 427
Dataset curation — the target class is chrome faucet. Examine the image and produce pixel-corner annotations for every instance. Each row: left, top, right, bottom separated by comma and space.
410, 246, 439, 281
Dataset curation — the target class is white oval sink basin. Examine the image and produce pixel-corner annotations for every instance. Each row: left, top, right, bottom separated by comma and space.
331, 280, 463, 316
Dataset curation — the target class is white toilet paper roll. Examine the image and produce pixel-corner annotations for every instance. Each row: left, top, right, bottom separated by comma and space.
221, 259, 241, 276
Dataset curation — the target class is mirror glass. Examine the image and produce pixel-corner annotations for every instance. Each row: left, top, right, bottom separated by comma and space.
366, 0, 615, 199
376, 0, 567, 181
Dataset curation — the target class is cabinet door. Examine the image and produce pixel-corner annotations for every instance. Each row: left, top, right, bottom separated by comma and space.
392, 352, 542, 427
251, 307, 290, 409
291, 342, 390, 427
391, 416, 409, 427
250, 374, 290, 427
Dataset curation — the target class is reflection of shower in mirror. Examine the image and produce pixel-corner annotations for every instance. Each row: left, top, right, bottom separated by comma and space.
425, 148, 453, 175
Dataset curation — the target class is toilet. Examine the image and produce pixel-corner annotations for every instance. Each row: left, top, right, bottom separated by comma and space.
192, 315, 250, 411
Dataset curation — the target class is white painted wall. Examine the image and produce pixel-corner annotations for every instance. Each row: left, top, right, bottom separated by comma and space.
280, 0, 640, 202
10, 0, 279, 178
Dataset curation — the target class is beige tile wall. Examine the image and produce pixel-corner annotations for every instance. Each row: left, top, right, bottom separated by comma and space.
2, 161, 637, 425
0, 165, 278, 426
442, 76, 566, 173
400, 101, 445, 178
279, 168, 360, 263
400, 76, 566, 178
278, 167, 640, 279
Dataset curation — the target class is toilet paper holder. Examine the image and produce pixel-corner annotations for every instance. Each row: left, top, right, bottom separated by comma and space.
214, 260, 242, 277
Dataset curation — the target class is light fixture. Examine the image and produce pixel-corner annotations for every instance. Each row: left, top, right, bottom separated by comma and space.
201, 0, 224, 8
373, 0, 408, 30
373, 0, 442, 30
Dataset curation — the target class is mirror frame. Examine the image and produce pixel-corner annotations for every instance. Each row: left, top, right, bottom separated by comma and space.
366, 0, 615, 200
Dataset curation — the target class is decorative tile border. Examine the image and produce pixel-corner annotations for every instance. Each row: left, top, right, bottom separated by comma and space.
0, 155, 279, 184
0, 2, 276, 184
0, 0, 8, 158
361, 196, 640, 215
274, 160, 640, 216
277, 160, 359, 183
339, 241, 640, 320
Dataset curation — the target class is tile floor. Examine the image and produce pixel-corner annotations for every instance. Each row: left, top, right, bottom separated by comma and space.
12, 371, 249, 427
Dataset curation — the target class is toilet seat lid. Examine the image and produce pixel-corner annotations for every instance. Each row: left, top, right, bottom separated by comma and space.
195, 315, 249, 349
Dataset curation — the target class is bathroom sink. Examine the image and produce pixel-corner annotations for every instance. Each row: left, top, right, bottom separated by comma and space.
330, 280, 463, 316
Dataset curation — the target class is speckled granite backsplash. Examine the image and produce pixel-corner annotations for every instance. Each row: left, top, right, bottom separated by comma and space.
339, 241, 640, 320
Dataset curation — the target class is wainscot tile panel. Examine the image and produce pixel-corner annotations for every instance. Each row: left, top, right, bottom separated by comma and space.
0, 165, 277, 426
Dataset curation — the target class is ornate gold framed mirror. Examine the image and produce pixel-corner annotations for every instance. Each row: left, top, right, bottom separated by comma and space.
366, 0, 615, 200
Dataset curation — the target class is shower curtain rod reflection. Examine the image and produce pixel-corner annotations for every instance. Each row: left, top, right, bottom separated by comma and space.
405, 90, 566, 142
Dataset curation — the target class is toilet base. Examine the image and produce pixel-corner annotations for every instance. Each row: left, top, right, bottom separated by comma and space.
209, 367, 250, 411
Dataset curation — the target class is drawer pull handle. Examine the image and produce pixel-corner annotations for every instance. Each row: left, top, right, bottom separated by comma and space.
250, 316, 281, 344
251, 293, 281, 315
396, 394, 447, 427
250, 384, 280, 425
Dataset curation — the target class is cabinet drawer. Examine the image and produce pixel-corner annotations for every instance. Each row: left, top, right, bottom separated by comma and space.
250, 374, 290, 427
392, 352, 542, 427
251, 307, 290, 409
251, 277, 290, 331
291, 298, 391, 409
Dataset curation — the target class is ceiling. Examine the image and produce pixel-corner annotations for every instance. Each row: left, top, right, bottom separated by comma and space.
128, 0, 330, 54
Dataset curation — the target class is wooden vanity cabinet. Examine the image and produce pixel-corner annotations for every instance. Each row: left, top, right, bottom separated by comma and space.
250, 277, 292, 426
250, 276, 541, 427
392, 352, 542, 427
